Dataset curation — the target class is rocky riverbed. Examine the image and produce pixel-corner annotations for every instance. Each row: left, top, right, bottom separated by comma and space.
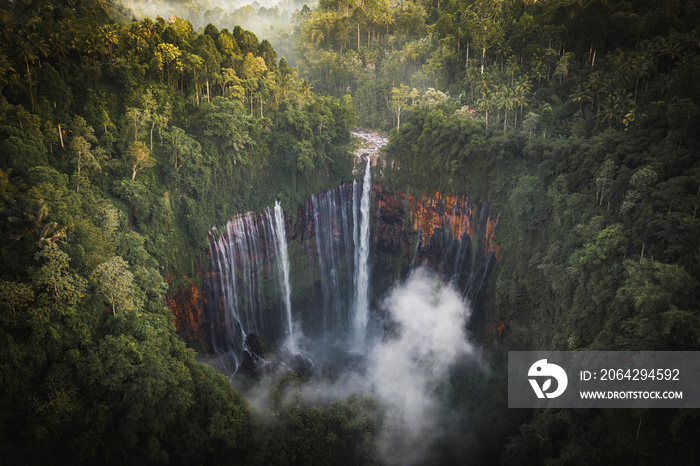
351, 128, 388, 169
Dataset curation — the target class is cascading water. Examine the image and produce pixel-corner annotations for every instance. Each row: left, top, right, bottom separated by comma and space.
205, 165, 377, 368
269, 201, 294, 352
184, 131, 501, 376
306, 157, 373, 350
312, 185, 353, 340
352, 157, 372, 349
207, 207, 294, 369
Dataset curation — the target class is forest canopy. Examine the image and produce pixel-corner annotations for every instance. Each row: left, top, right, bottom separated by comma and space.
0, 0, 364, 462
1, 0, 699, 463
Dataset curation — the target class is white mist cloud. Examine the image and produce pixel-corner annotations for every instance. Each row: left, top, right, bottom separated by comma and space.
368, 266, 476, 465
120, 0, 311, 32
232, 266, 478, 465
298, 266, 478, 465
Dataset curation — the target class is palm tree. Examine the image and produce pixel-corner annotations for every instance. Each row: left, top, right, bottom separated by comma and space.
629, 49, 653, 101
586, 70, 607, 113
378, 11, 395, 36
569, 82, 592, 111
127, 22, 150, 57
279, 71, 294, 98
655, 36, 681, 72
82, 36, 106, 66
600, 90, 631, 127
0, 53, 15, 85
493, 85, 504, 125
478, 90, 494, 130
29, 33, 49, 68
514, 80, 530, 123
17, 40, 38, 108
478, 77, 490, 97
495, 43, 511, 71
506, 56, 519, 85
101, 25, 119, 58
498, 86, 515, 132
49, 33, 70, 78
465, 65, 478, 100
142, 18, 156, 41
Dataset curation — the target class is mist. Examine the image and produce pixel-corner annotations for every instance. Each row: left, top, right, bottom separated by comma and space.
254, 266, 480, 465
120, 0, 311, 38
368, 266, 477, 464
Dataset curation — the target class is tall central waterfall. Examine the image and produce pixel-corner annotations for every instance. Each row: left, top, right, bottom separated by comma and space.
270, 201, 294, 352
352, 158, 372, 349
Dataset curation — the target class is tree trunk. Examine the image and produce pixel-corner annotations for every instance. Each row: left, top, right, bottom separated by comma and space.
26, 57, 35, 109
58, 123, 64, 148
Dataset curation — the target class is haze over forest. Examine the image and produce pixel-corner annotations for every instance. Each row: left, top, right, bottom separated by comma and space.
0, 0, 698, 464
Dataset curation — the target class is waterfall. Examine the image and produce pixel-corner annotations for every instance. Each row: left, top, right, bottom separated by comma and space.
353, 158, 372, 349
306, 162, 372, 349
207, 207, 294, 367
269, 201, 294, 352
191, 182, 501, 376
311, 184, 354, 340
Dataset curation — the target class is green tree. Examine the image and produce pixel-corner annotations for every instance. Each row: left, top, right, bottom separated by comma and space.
194, 34, 222, 103
478, 90, 494, 130
167, 126, 202, 173
154, 42, 183, 87
128, 141, 155, 181
32, 244, 86, 308
390, 84, 419, 129
605, 259, 698, 349
91, 256, 134, 315
202, 95, 251, 139
69, 116, 102, 191
241, 53, 267, 115
570, 82, 592, 112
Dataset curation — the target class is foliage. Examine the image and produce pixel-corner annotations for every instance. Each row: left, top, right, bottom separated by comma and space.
381, 58, 700, 462
249, 374, 385, 466
0, 0, 357, 462
1, 0, 699, 462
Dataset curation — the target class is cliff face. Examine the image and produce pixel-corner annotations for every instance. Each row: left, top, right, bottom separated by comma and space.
374, 186, 501, 260
167, 184, 501, 351
373, 186, 500, 331
166, 272, 206, 348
